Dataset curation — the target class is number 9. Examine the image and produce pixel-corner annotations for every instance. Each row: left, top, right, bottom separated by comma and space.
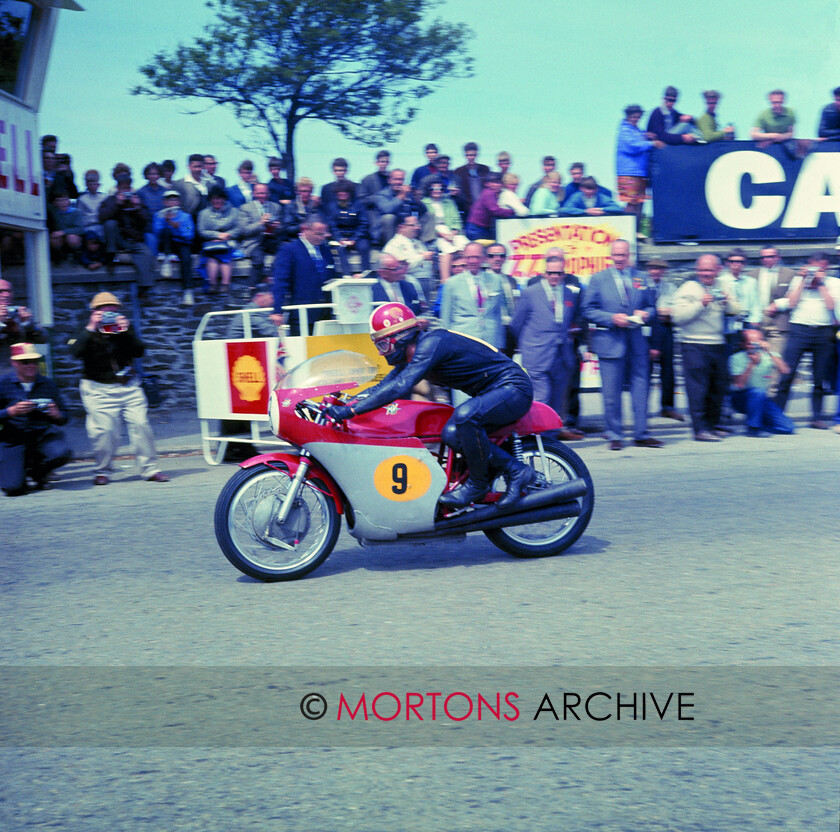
392, 463, 408, 494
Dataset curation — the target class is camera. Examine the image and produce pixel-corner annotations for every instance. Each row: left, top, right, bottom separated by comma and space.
746, 345, 763, 357
30, 398, 54, 413
710, 288, 726, 304
4, 305, 20, 321
98, 310, 125, 334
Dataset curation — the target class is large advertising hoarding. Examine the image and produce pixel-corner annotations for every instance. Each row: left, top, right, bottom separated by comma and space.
650, 141, 840, 243
496, 215, 637, 283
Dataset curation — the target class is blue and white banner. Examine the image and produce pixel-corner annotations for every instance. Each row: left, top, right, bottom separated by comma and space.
650, 141, 840, 242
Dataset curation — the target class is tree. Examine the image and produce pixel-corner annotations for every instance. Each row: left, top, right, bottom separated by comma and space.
133, 0, 473, 180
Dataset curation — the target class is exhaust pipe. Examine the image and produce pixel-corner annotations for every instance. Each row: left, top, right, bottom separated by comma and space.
434, 478, 588, 532
403, 500, 583, 540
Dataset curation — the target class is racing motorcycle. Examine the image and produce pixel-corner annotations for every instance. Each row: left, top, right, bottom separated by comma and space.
214, 350, 594, 581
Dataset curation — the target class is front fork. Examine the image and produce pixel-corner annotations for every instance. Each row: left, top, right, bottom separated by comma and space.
275, 451, 311, 525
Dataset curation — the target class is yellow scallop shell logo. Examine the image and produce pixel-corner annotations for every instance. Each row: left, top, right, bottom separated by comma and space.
231, 354, 266, 402
373, 455, 432, 502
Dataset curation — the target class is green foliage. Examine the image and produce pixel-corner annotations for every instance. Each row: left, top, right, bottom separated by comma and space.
133, 0, 473, 177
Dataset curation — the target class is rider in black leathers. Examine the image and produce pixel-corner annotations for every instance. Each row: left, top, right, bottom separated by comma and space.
325, 324, 535, 508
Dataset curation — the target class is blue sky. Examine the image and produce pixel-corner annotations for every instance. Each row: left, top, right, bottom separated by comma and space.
39, 0, 840, 190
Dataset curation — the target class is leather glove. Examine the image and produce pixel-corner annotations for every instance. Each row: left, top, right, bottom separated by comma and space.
323, 404, 355, 422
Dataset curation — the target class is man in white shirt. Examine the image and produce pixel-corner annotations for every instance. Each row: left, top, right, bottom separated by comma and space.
382, 216, 434, 303
772, 254, 840, 428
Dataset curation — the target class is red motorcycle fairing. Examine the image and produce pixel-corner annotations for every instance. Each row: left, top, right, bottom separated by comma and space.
240, 452, 345, 515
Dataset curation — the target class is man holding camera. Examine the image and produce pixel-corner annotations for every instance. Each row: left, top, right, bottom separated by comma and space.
671, 254, 741, 441
0, 278, 46, 367
98, 175, 155, 296
772, 255, 840, 429
0, 343, 72, 496
70, 292, 168, 486
729, 329, 794, 436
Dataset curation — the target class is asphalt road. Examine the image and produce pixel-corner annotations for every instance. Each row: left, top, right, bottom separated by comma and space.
2, 428, 839, 831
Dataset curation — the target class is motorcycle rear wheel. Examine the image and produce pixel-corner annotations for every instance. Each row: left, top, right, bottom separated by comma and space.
485, 437, 594, 558
214, 463, 341, 581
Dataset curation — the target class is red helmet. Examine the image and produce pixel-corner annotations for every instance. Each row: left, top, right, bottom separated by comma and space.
369, 302, 421, 357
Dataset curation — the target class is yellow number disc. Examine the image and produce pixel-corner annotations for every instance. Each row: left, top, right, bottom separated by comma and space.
373, 455, 432, 502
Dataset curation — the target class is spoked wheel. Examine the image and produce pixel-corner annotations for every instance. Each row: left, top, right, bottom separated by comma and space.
485, 437, 594, 558
214, 463, 341, 581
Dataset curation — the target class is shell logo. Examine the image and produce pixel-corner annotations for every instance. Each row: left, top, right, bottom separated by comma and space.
231, 354, 267, 402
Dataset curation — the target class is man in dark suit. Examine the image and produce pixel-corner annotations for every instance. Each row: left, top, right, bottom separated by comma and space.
371, 253, 423, 316
511, 251, 584, 441
271, 214, 336, 335
453, 142, 490, 216
582, 239, 663, 450
646, 257, 684, 421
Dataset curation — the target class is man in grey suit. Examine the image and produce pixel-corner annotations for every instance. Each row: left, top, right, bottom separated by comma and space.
582, 239, 663, 450
440, 241, 507, 349
440, 241, 508, 405
511, 251, 584, 440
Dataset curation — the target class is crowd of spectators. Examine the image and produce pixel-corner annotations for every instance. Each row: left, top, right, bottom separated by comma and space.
4, 87, 840, 495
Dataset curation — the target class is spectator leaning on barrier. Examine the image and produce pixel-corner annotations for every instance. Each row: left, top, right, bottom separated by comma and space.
465, 172, 515, 240
70, 292, 168, 486
696, 90, 735, 143
671, 254, 741, 442
0, 343, 72, 496
772, 254, 840, 430
646, 86, 699, 145
817, 87, 840, 142
561, 176, 622, 216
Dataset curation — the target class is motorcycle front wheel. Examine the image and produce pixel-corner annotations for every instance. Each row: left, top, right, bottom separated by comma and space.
214, 463, 341, 581
485, 437, 594, 558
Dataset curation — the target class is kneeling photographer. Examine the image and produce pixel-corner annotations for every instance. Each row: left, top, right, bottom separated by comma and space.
0, 343, 72, 496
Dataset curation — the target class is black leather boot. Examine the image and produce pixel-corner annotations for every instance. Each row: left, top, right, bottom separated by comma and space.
496, 459, 536, 509
439, 477, 491, 508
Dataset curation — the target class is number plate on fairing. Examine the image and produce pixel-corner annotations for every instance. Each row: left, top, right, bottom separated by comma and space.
373, 455, 433, 502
